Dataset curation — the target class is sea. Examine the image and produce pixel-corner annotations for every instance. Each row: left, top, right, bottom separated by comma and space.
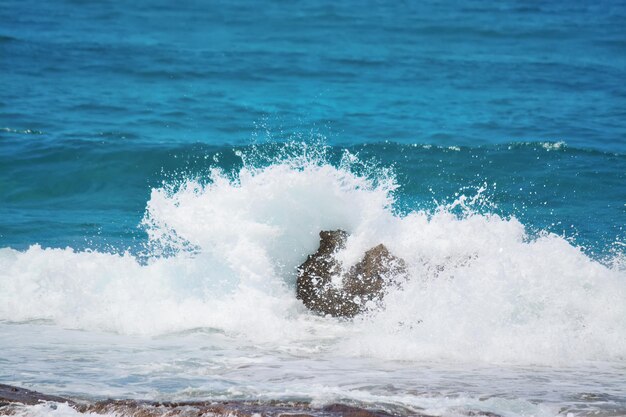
1, 1, 625, 416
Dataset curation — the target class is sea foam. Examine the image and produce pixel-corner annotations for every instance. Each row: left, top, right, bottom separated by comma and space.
1, 150, 624, 364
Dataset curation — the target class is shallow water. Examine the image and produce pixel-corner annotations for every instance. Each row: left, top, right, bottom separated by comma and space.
2, 323, 626, 417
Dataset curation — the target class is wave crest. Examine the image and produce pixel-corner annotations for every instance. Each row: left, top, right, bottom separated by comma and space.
1, 150, 624, 364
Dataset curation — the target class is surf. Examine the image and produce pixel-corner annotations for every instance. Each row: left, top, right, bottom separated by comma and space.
0, 148, 624, 365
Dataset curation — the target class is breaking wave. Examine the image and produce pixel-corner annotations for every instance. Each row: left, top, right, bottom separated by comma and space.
1, 148, 624, 364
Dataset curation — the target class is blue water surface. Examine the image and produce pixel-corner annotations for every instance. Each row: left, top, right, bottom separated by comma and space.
1, 0, 624, 257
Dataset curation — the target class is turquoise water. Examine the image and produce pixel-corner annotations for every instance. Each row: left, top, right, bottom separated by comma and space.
1, 0, 624, 255
2, 140, 623, 258
1, 2, 626, 416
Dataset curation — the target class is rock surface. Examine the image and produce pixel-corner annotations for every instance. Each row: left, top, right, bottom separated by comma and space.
0, 384, 403, 417
0, 384, 502, 417
0, 383, 74, 407
79, 400, 399, 417
296, 230, 407, 317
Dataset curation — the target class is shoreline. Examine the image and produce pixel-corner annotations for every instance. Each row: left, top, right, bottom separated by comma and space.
0, 383, 406, 417
0, 384, 502, 417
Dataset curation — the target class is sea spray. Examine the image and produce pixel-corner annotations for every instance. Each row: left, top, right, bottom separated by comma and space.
1, 150, 624, 364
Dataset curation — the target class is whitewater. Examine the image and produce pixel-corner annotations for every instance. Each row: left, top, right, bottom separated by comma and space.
3, 0, 626, 414
1, 150, 625, 417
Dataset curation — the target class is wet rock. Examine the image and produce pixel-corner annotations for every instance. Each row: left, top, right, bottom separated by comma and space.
296, 230, 407, 317
0, 384, 502, 417
321, 403, 396, 417
0, 383, 74, 407
79, 399, 400, 417
296, 230, 349, 317
0, 383, 411, 417
79, 400, 416, 417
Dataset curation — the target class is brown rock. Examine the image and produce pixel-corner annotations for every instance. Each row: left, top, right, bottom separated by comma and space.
0, 384, 502, 417
296, 230, 407, 318
322, 403, 395, 417
296, 230, 351, 317
0, 383, 73, 407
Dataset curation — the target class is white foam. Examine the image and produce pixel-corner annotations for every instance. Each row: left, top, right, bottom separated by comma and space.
5, 403, 103, 417
0, 152, 624, 364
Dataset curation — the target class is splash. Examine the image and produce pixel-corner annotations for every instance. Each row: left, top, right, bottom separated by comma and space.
0, 147, 624, 364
